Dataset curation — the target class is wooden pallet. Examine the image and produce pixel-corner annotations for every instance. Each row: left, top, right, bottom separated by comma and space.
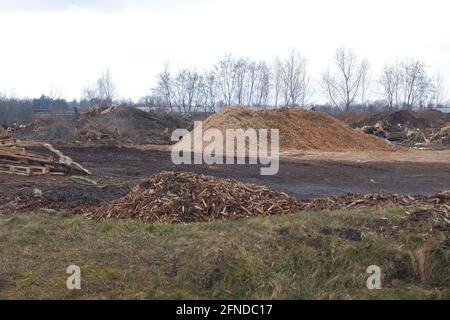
0, 139, 90, 177
0, 164, 50, 176
0, 139, 17, 147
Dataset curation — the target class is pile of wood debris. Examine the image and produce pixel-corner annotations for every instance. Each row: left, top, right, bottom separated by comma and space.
83, 170, 449, 226
361, 121, 450, 149
429, 125, 450, 148
0, 130, 90, 176
334, 110, 450, 149
303, 192, 450, 232
84, 171, 301, 223
301, 192, 450, 213
0, 127, 8, 140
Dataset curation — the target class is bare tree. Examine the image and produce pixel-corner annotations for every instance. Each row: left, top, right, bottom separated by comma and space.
214, 55, 235, 106
82, 68, 116, 107
281, 49, 310, 107
153, 65, 174, 112
253, 61, 271, 108
183, 69, 203, 113
272, 57, 283, 108
200, 71, 218, 113
360, 59, 371, 105
232, 58, 249, 105
168, 69, 204, 113
97, 68, 116, 106
321, 47, 367, 111
246, 60, 257, 106
433, 72, 446, 107
379, 63, 399, 109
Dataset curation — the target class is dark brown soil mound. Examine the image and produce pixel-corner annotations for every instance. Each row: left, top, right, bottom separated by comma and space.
336, 110, 450, 129
84, 171, 302, 223
15, 106, 192, 146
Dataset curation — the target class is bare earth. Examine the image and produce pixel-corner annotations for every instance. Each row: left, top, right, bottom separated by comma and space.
0, 146, 449, 212
282, 149, 450, 164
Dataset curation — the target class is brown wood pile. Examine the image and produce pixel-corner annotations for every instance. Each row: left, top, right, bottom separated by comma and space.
0, 127, 9, 140
84, 169, 449, 226
0, 133, 91, 176
84, 171, 302, 223
300, 192, 450, 213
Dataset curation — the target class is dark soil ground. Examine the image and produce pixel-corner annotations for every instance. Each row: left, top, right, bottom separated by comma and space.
0, 146, 449, 212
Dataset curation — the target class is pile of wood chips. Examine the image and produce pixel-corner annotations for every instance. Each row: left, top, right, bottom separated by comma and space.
84, 171, 302, 223
178, 106, 399, 153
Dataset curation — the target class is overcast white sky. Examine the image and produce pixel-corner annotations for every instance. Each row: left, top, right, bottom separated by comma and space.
0, 0, 449, 101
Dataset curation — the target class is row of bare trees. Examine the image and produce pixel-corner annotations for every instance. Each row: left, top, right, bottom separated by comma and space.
150, 47, 446, 113
73, 49, 446, 114
378, 59, 445, 110
1, 49, 446, 121
152, 49, 311, 112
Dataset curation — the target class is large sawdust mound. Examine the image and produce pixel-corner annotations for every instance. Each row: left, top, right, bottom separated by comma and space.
84, 171, 301, 223
179, 106, 398, 152
15, 106, 192, 146
336, 109, 450, 129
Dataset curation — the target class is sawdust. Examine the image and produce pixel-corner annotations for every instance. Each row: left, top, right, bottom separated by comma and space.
177, 106, 399, 153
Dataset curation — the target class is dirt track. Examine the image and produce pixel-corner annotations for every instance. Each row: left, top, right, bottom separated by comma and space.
0, 146, 449, 212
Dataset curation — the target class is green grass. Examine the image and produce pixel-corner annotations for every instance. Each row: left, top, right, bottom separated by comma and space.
0, 207, 448, 300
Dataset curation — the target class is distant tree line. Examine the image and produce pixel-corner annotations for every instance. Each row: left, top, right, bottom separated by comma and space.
0, 93, 77, 126
150, 49, 311, 113
0, 69, 119, 125
148, 47, 448, 113
1, 47, 449, 126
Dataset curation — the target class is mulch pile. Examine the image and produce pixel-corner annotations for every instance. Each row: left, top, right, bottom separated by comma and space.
178, 106, 398, 152
83, 171, 302, 223
14, 106, 192, 146
82, 170, 450, 226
